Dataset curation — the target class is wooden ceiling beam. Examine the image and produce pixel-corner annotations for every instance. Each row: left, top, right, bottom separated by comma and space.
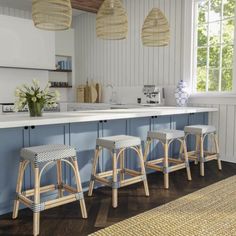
71, 0, 104, 13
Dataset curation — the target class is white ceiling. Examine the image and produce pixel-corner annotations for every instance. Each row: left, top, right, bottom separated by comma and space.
0, 0, 85, 16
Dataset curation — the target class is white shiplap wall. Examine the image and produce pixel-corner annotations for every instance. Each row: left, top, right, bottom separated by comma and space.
0, 6, 31, 19
74, 0, 184, 87
190, 97, 236, 163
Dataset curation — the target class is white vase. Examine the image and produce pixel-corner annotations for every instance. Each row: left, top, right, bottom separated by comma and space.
175, 80, 190, 107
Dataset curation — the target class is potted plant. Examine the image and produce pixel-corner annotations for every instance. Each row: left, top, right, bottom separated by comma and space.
14, 79, 60, 117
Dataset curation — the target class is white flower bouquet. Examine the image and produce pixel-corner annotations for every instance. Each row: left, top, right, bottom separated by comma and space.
14, 79, 60, 117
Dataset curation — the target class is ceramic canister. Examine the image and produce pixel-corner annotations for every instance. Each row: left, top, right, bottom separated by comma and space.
175, 80, 190, 107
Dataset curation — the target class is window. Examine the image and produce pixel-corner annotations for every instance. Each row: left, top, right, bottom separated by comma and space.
193, 0, 236, 92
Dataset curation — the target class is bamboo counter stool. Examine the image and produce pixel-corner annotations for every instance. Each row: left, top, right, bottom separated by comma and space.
184, 125, 222, 177
12, 144, 87, 236
88, 135, 149, 208
144, 130, 192, 189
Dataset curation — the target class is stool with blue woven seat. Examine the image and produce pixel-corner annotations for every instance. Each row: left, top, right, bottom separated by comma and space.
88, 135, 150, 208
144, 129, 192, 189
184, 125, 222, 177
12, 144, 87, 236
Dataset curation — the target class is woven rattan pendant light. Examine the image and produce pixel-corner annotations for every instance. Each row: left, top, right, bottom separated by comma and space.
96, 0, 128, 40
32, 0, 72, 31
142, 8, 170, 47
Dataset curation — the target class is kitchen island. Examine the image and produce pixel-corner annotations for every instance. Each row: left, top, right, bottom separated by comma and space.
0, 106, 217, 215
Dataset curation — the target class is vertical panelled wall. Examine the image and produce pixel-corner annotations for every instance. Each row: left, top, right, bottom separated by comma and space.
74, 0, 184, 87
0, 6, 31, 18
190, 98, 236, 164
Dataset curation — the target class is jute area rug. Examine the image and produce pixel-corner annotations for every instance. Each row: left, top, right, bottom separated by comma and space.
90, 176, 236, 236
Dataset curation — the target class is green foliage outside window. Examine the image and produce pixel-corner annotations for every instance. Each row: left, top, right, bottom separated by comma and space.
196, 0, 235, 92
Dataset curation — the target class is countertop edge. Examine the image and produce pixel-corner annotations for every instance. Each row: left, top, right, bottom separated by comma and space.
0, 107, 218, 129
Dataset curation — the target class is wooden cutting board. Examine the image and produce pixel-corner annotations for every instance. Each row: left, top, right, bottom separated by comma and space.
90, 85, 98, 103
84, 85, 97, 103
77, 86, 85, 103
96, 83, 102, 103
84, 84, 90, 103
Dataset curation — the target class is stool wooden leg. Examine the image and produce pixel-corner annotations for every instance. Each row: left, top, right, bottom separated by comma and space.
56, 160, 63, 198
33, 167, 40, 236
195, 135, 200, 165
200, 135, 205, 177
120, 150, 125, 181
138, 146, 149, 197
72, 158, 88, 219
12, 161, 26, 219
214, 134, 222, 170
88, 147, 101, 197
164, 143, 169, 189
179, 142, 183, 160
144, 138, 151, 162
112, 151, 118, 208
183, 140, 192, 181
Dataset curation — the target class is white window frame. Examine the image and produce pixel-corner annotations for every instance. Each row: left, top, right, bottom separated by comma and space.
189, 0, 236, 96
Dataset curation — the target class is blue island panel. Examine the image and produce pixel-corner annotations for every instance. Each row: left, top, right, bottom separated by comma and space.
101, 119, 127, 171
0, 127, 24, 215
70, 122, 99, 188
151, 116, 172, 160
128, 117, 151, 170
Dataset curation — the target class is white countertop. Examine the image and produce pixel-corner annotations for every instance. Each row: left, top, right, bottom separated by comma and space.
0, 106, 218, 129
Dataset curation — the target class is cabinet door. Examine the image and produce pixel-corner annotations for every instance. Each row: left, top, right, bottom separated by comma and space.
188, 112, 208, 125
188, 112, 209, 151
152, 116, 172, 160
128, 118, 151, 170
0, 127, 24, 215
29, 125, 67, 189
101, 119, 127, 171
171, 114, 189, 157
0, 15, 55, 70
70, 122, 99, 188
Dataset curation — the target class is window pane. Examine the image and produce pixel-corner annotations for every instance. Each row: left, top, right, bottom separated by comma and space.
197, 48, 208, 66
221, 68, 233, 91
195, 0, 235, 93
222, 45, 234, 68
209, 46, 220, 67
223, 0, 236, 18
198, 25, 208, 46
223, 19, 235, 44
209, 21, 221, 45
209, 0, 222, 22
197, 66, 207, 92
208, 68, 220, 91
198, 1, 209, 24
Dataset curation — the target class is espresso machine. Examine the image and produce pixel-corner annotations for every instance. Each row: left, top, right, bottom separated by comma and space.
142, 85, 165, 105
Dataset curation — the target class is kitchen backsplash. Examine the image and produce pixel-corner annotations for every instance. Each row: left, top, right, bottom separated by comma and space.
101, 85, 176, 106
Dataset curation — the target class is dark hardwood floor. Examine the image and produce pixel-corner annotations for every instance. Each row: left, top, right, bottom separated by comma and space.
0, 161, 235, 236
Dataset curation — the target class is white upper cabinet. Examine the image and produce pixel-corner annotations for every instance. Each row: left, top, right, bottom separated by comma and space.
0, 15, 55, 70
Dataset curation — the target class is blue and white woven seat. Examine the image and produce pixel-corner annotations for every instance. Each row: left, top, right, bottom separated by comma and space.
96, 135, 141, 150
20, 144, 76, 164
148, 129, 185, 141
184, 125, 216, 135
